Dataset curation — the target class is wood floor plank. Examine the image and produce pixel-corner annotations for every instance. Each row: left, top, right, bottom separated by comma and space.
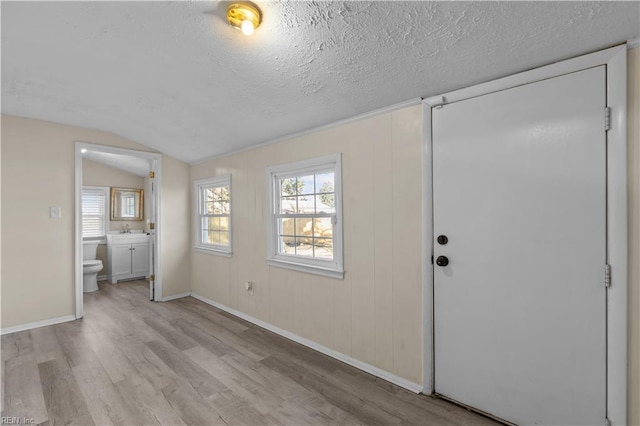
143, 317, 198, 351
176, 298, 250, 334
72, 359, 149, 426
83, 331, 139, 383
2, 354, 48, 424
160, 382, 227, 426
113, 335, 183, 391
30, 327, 65, 365
114, 375, 187, 426
2, 280, 499, 426
38, 358, 95, 426
1, 331, 33, 362
184, 346, 284, 415
260, 354, 403, 425
146, 339, 227, 399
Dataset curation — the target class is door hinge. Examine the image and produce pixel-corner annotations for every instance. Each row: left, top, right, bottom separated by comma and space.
604, 264, 611, 288
604, 417, 611, 426
149, 274, 155, 281
149, 222, 155, 230
149, 171, 155, 179
604, 107, 611, 131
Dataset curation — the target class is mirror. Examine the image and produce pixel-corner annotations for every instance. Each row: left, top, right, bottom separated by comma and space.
111, 188, 144, 221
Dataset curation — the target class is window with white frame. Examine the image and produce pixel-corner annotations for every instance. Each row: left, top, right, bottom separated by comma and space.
194, 176, 232, 255
266, 154, 343, 278
82, 186, 109, 240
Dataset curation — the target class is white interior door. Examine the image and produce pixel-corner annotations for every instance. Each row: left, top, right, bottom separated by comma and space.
433, 66, 607, 425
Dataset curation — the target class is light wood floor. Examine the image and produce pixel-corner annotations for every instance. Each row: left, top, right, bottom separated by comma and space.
2, 279, 498, 425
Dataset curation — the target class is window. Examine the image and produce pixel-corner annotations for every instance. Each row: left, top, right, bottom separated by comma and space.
194, 176, 232, 255
266, 154, 343, 278
82, 186, 109, 241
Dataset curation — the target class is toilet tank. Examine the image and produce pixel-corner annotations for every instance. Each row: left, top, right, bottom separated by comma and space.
82, 241, 100, 260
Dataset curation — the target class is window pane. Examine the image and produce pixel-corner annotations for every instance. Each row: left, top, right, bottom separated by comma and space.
205, 201, 215, 214
280, 197, 297, 214
295, 242, 314, 258
281, 178, 298, 197
297, 196, 315, 214
214, 186, 229, 201
313, 238, 333, 259
219, 216, 230, 231
280, 217, 296, 237
280, 236, 296, 255
315, 194, 335, 213
204, 188, 215, 202
298, 175, 315, 195
219, 231, 230, 245
313, 218, 332, 237
203, 230, 220, 245
213, 201, 230, 214
205, 217, 220, 231
316, 173, 334, 193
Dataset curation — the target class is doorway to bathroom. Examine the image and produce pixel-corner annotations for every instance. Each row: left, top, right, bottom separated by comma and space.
74, 143, 163, 318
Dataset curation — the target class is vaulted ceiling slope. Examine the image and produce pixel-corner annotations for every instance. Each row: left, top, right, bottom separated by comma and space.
2, 1, 638, 163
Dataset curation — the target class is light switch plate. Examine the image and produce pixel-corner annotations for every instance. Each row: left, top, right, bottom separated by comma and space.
49, 206, 61, 219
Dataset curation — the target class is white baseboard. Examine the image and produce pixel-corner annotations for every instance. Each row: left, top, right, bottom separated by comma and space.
190, 292, 423, 394
161, 291, 192, 302
1, 315, 76, 336
97, 275, 107, 281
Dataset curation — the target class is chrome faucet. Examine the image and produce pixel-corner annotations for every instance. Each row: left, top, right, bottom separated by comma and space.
122, 224, 130, 234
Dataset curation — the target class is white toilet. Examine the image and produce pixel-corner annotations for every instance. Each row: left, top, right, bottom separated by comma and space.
83, 241, 103, 293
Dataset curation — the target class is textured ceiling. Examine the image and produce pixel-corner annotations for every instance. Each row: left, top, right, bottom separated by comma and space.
2, 1, 639, 163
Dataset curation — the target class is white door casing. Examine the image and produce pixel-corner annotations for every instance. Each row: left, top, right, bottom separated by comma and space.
432, 66, 607, 425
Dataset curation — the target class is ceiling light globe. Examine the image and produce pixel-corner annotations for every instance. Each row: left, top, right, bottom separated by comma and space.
241, 19, 255, 35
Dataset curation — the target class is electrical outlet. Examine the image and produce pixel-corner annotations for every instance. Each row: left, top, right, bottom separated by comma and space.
245, 281, 253, 292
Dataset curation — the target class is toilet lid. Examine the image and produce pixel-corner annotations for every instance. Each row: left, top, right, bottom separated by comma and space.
83, 259, 102, 267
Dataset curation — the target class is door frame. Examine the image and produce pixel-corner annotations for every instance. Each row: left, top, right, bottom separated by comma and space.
421, 44, 628, 424
74, 142, 163, 317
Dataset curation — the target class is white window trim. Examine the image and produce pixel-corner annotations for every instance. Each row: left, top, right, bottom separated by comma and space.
81, 185, 109, 244
194, 175, 232, 256
266, 154, 344, 279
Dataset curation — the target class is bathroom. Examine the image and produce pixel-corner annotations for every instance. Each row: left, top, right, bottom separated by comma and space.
81, 150, 154, 293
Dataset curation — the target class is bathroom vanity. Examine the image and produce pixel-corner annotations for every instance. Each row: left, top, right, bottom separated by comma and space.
106, 233, 150, 283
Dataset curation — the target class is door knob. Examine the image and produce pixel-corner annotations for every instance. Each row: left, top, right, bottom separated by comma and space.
437, 235, 448, 245
436, 256, 449, 267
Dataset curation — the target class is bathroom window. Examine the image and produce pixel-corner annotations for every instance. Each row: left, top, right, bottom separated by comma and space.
82, 186, 109, 241
194, 175, 232, 256
266, 154, 343, 279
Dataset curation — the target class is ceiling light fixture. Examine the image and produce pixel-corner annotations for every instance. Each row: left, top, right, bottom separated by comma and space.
226, 2, 261, 36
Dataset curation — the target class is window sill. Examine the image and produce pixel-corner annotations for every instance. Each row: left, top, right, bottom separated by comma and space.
266, 258, 344, 279
195, 246, 232, 257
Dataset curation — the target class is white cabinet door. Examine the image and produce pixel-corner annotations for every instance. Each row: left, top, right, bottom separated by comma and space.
433, 66, 606, 425
111, 244, 133, 276
131, 242, 149, 277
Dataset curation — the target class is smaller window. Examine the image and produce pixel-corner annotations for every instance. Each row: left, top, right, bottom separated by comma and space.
82, 186, 109, 241
266, 154, 343, 279
194, 175, 232, 256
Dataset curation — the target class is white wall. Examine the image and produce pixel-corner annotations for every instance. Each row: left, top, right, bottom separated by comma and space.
191, 105, 424, 385
160, 155, 191, 298
0, 115, 191, 328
